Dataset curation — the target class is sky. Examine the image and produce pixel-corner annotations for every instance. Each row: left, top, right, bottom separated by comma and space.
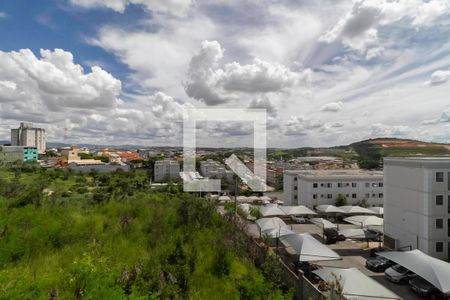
0, 0, 450, 148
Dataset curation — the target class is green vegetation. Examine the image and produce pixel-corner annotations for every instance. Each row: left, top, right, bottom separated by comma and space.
335, 194, 347, 207
0, 167, 291, 299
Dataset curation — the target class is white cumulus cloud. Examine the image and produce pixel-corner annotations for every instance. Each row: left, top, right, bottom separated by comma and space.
70, 0, 193, 17
320, 101, 344, 112
424, 70, 450, 86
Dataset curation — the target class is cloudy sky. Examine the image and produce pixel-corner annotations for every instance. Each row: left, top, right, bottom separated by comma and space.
0, 0, 449, 148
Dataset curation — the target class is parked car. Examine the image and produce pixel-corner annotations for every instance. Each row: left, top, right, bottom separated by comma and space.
409, 276, 440, 298
370, 247, 386, 257
290, 215, 306, 224
365, 256, 395, 272
323, 228, 345, 244
384, 264, 416, 283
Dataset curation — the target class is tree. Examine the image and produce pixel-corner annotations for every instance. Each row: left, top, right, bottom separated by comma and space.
335, 194, 347, 207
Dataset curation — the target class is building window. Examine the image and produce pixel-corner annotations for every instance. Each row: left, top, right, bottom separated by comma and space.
379, 182, 383, 187
379, 193, 383, 198
313, 183, 318, 188
352, 194, 357, 199
327, 183, 332, 188
448, 219, 450, 237
352, 182, 357, 188
436, 218, 444, 229
294, 177, 297, 181
294, 195, 298, 200
436, 172, 444, 182
372, 193, 376, 198
372, 183, 378, 187
320, 183, 324, 187
436, 195, 444, 206
365, 193, 370, 198
338, 183, 342, 188
313, 194, 317, 199
321, 194, 324, 198
294, 186, 297, 190
327, 194, 332, 199
345, 183, 350, 187
436, 242, 444, 252
365, 183, 370, 188
448, 196, 450, 214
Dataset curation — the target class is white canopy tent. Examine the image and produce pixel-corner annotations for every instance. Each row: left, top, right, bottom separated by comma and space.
280, 233, 341, 262
344, 215, 383, 227
338, 228, 378, 239
368, 206, 384, 215
339, 205, 376, 215
259, 196, 272, 202
259, 206, 286, 217
280, 205, 317, 216
310, 218, 337, 229
238, 203, 252, 214
247, 195, 259, 202
218, 195, 231, 202
261, 227, 295, 238
313, 267, 401, 300
236, 196, 249, 203
316, 205, 344, 214
378, 249, 450, 293
255, 217, 288, 233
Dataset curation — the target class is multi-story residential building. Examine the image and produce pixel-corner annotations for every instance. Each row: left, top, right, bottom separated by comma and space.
11, 122, 46, 154
200, 159, 234, 182
0, 146, 38, 164
384, 157, 450, 261
154, 159, 180, 182
283, 169, 384, 207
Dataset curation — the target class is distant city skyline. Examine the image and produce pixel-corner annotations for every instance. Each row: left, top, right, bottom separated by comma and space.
0, 0, 449, 147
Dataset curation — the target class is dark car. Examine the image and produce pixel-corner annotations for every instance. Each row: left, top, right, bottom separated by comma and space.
409, 276, 440, 298
323, 228, 344, 244
365, 256, 395, 272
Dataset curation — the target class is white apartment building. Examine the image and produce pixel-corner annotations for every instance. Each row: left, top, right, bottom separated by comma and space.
200, 159, 234, 182
283, 169, 384, 207
154, 159, 180, 182
11, 122, 46, 154
384, 157, 450, 261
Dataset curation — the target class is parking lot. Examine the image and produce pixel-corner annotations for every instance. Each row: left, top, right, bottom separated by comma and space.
247, 220, 424, 300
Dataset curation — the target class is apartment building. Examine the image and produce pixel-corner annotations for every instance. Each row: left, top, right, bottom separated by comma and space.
283, 169, 384, 207
384, 157, 450, 261
11, 122, 46, 154
200, 159, 234, 182
154, 159, 180, 182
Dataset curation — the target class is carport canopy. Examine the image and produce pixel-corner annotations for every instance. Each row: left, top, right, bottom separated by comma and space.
280, 205, 317, 216
378, 249, 450, 293
259, 205, 286, 217
313, 267, 401, 300
310, 218, 337, 229
339, 205, 376, 215
280, 233, 341, 262
316, 205, 344, 214
255, 217, 288, 233
344, 215, 383, 227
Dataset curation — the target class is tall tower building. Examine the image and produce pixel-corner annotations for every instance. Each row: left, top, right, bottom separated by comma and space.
11, 122, 46, 154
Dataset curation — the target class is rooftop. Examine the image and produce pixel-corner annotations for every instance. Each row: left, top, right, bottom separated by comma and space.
284, 169, 383, 178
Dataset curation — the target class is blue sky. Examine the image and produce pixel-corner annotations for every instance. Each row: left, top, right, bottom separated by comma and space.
0, 0, 450, 147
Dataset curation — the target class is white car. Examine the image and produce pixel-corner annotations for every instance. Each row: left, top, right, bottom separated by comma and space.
384, 264, 415, 284
290, 215, 306, 224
